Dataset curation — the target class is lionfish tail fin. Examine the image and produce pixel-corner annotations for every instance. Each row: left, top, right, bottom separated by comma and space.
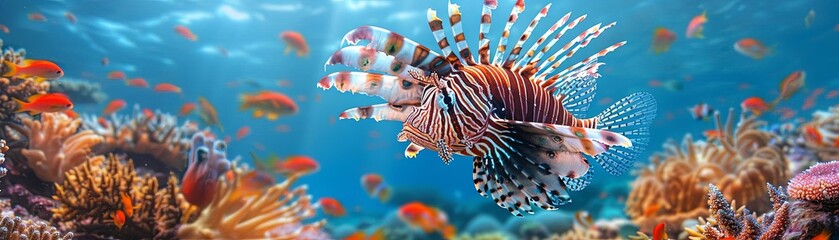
593, 92, 657, 175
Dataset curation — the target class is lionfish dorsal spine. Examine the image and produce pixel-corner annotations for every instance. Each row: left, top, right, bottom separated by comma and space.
491, 0, 525, 65
513, 12, 571, 70
529, 14, 586, 83
447, 1, 476, 66
477, 0, 497, 64
503, 3, 551, 70
535, 23, 602, 79
427, 9, 464, 71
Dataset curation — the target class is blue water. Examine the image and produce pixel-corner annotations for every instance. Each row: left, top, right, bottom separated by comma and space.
1, 0, 837, 227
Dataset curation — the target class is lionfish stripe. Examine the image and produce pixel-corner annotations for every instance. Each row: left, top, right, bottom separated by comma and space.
529, 14, 586, 73
477, 0, 497, 64
448, 1, 476, 65
503, 3, 551, 69
514, 12, 570, 69
317, 72, 423, 106
491, 0, 525, 66
325, 46, 421, 81
554, 40, 624, 81
593, 92, 657, 175
536, 22, 603, 79
541, 22, 617, 81
339, 104, 415, 122
427, 9, 464, 70
341, 26, 450, 75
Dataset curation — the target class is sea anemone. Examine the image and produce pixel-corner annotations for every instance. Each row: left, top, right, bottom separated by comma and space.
16, 112, 102, 183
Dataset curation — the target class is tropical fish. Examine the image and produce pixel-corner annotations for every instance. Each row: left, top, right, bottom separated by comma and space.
0, 24, 9, 34
652, 222, 668, 240
686, 11, 707, 39
319, 0, 656, 215
228, 170, 274, 200
2, 60, 64, 82
774, 70, 805, 104
120, 192, 135, 217
198, 97, 223, 131
239, 91, 298, 121
97, 116, 109, 128
154, 83, 182, 93
14, 93, 74, 115
113, 210, 126, 229
343, 229, 384, 240
63, 109, 79, 119
101, 57, 109, 66
175, 25, 198, 41
319, 197, 346, 217
651, 27, 675, 54
107, 70, 126, 80
734, 38, 770, 60
274, 155, 319, 176
103, 99, 127, 116
360, 173, 391, 203
279, 31, 309, 57
28, 12, 46, 22
398, 202, 456, 239
741, 97, 771, 116
179, 102, 196, 116
182, 132, 231, 208
65, 11, 77, 24
688, 103, 713, 121
236, 126, 250, 140
142, 108, 154, 119
125, 77, 149, 88
805, 9, 815, 29
703, 129, 722, 140
802, 124, 825, 146
827, 90, 839, 99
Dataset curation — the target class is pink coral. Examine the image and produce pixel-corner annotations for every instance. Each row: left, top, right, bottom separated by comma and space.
787, 161, 839, 202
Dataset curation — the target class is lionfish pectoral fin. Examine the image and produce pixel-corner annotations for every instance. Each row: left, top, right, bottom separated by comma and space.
592, 92, 657, 176
324, 46, 422, 81
404, 143, 424, 158
340, 26, 450, 75
318, 72, 423, 106
499, 119, 631, 154
550, 76, 597, 118
339, 104, 414, 122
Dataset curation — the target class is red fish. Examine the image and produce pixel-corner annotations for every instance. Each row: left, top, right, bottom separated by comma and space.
652, 222, 668, 240
236, 126, 250, 140
274, 156, 319, 176
103, 99, 127, 116
0, 24, 9, 34
63, 109, 79, 119
741, 97, 771, 116
319, 197, 346, 217
398, 202, 456, 240
174, 25, 198, 41
126, 78, 148, 88
120, 192, 135, 217
65, 12, 77, 24
107, 71, 126, 80
228, 170, 275, 200
198, 97, 223, 131
688, 103, 713, 121
652, 27, 676, 54
279, 31, 309, 57
28, 12, 47, 22
803, 124, 824, 146
239, 91, 298, 121
686, 11, 707, 39
776, 70, 805, 103
734, 38, 770, 60
101, 57, 109, 66
2, 60, 64, 82
113, 210, 126, 230
98, 116, 109, 128
827, 90, 839, 99
14, 93, 74, 115
813, 230, 832, 240
703, 130, 722, 140
142, 108, 154, 119
343, 229, 384, 240
179, 102, 196, 116
154, 83, 182, 93
361, 173, 391, 203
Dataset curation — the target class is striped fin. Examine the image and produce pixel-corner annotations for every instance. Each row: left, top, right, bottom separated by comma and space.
593, 92, 657, 175
317, 72, 423, 106
536, 23, 603, 78
477, 0, 497, 64
504, 3, 551, 69
427, 9, 463, 70
341, 26, 450, 75
447, 2, 476, 65
514, 12, 571, 69
404, 143, 425, 158
339, 104, 415, 122
543, 76, 597, 117
325, 46, 421, 81
529, 14, 586, 71
499, 120, 631, 155
561, 170, 592, 191
491, 0, 525, 66
553, 41, 625, 82
537, 22, 617, 81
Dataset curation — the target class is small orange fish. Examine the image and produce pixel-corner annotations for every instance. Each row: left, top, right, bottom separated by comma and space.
776, 70, 805, 103
126, 78, 149, 88
174, 25, 198, 41
734, 38, 770, 60
2, 60, 64, 82
103, 99, 127, 116
107, 71, 126, 80
652, 27, 676, 54
14, 93, 74, 115
343, 229, 384, 240
361, 173, 391, 203
113, 210, 126, 229
101, 57, 109, 66
65, 12, 77, 24
827, 90, 839, 99
179, 102, 196, 116
0, 24, 9, 34
28, 12, 47, 22
643, 203, 661, 217
686, 11, 707, 39
63, 109, 79, 119
198, 97, 223, 131
154, 83, 182, 93
120, 192, 134, 217
741, 97, 771, 116
398, 202, 456, 240
142, 108, 154, 119
275, 156, 319, 176
813, 229, 832, 240
239, 91, 298, 121
229, 170, 275, 200
652, 222, 668, 240
279, 31, 309, 57
803, 124, 824, 146
319, 197, 347, 217
98, 116, 109, 128
236, 126, 250, 140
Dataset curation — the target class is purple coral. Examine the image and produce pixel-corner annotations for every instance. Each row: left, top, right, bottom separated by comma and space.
787, 161, 839, 203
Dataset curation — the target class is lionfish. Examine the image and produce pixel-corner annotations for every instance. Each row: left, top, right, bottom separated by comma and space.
318, 0, 657, 216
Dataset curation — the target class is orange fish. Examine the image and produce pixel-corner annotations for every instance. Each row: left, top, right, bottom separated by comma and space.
361, 173, 391, 203
813, 230, 832, 240
174, 25, 198, 41
827, 90, 839, 99
319, 197, 347, 217
97, 116, 109, 128
101, 57, 109, 66
126, 78, 149, 88
803, 124, 824, 146
398, 202, 456, 240
107, 71, 126, 80
65, 12, 77, 24
279, 31, 309, 57
236, 126, 250, 140
239, 91, 298, 121
652, 27, 676, 54
229, 170, 275, 200
113, 210, 126, 229
14, 93, 74, 115
154, 83, 182, 93
103, 99, 127, 116
734, 38, 770, 60
652, 222, 668, 240
643, 203, 661, 217
275, 156, 319, 176
28, 12, 46, 22
2, 60, 64, 82
120, 192, 134, 217
343, 229, 384, 240
179, 102, 196, 116
776, 70, 805, 103
63, 109, 79, 119
741, 97, 771, 116
686, 11, 707, 39
198, 97, 223, 131
0, 24, 9, 34
142, 108, 154, 119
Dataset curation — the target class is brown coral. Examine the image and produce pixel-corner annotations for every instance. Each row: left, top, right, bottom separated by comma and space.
684, 184, 789, 240
177, 167, 325, 239
626, 109, 789, 234
0, 216, 74, 240
17, 112, 103, 182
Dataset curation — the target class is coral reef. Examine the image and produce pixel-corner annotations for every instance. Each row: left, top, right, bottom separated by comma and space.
0, 216, 74, 240
176, 167, 326, 239
16, 112, 103, 183
625, 109, 789, 235
454, 232, 511, 240
783, 161, 839, 239
48, 79, 107, 105
684, 184, 789, 240
0, 41, 49, 122
801, 105, 839, 161
0, 139, 7, 179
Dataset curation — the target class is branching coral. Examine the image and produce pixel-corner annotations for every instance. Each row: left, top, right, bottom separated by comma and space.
177, 167, 326, 239
0, 41, 49, 122
81, 106, 200, 172
684, 184, 789, 240
0, 139, 8, 179
48, 79, 107, 105
0, 216, 74, 240
154, 173, 197, 239
625, 109, 789, 235
17, 112, 103, 182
